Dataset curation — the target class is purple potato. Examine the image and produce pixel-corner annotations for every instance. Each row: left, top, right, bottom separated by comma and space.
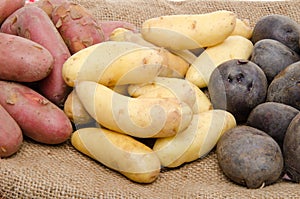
283, 112, 300, 182
247, 102, 299, 149
208, 59, 268, 123
267, 61, 300, 110
217, 125, 284, 189
250, 39, 300, 83
251, 14, 300, 54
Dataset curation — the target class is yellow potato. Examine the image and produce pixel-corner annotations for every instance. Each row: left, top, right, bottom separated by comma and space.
141, 10, 237, 50
63, 90, 95, 125
71, 127, 161, 183
153, 110, 236, 168
231, 18, 253, 39
185, 35, 254, 88
75, 81, 193, 138
110, 28, 190, 78
62, 41, 163, 87
128, 77, 212, 113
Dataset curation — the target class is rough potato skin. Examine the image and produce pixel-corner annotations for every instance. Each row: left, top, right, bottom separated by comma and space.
0, 81, 73, 145
33, 0, 69, 18
251, 14, 300, 54
267, 61, 300, 110
1, 6, 72, 107
283, 112, 300, 182
0, 104, 23, 158
51, 2, 105, 54
247, 102, 299, 149
217, 125, 284, 189
250, 39, 300, 83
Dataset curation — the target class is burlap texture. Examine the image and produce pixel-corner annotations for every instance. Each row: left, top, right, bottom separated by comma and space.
1, 0, 300, 198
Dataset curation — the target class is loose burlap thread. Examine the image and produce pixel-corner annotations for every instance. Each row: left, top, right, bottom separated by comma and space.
1, 0, 300, 198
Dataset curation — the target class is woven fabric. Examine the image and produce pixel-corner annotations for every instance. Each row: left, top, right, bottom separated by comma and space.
1, 0, 300, 198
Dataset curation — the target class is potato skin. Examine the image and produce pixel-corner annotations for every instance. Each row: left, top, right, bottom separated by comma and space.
0, 33, 53, 82
0, 81, 73, 145
217, 125, 283, 189
251, 14, 300, 54
0, 0, 25, 24
208, 59, 268, 123
267, 61, 300, 110
33, 0, 68, 18
71, 127, 161, 183
0, 104, 23, 158
247, 102, 299, 149
51, 2, 105, 54
283, 112, 300, 182
1, 6, 72, 107
250, 39, 300, 83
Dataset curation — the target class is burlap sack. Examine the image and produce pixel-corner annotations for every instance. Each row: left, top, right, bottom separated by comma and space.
1, 0, 300, 198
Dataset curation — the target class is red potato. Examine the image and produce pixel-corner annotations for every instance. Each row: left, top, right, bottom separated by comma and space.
0, 33, 54, 82
100, 20, 138, 41
0, 6, 71, 107
51, 1, 105, 54
0, 104, 23, 158
0, 0, 25, 24
0, 80, 73, 145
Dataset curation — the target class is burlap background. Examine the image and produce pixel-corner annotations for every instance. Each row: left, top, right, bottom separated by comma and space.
1, 0, 300, 198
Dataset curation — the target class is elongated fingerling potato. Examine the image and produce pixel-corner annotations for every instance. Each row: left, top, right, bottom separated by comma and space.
109, 28, 190, 78
141, 10, 236, 50
0, 81, 73, 144
0, 33, 53, 82
185, 35, 253, 88
71, 127, 161, 183
1, 6, 71, 107
62, 41, 163, 87
75, 81, 193, 138
0, 104, 23, 158
153, 110, 236, 168
128, 77, 212, 114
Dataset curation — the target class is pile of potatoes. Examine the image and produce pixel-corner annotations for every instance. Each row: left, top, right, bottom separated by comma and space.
1, 0, 300, 188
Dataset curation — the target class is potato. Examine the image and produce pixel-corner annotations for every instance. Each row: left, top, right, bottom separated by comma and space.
100, 21, 138, 41
251, 14, 300, 54
208, 59, 268, 123
247, 102, 299, 149
0, 33, 53, 82
128, 77, 212, 114
153, 110, 236, 168
0, 0, 25, 24
231, 18, 253, 39
31, 0, 68, 18
62, 41, 164, 87
63, 90, 95, 125
109, 28, 190, 78
1, 6, 72, 107
75, 81, 193, 138
0, 80, 73, 144
71, 127, 161, 183
0, 104, 23, 158
141, 10, 236, 50
217, 125, 284, 189
250, 39, 300, 83
283, 112, 300, 182
185, 35, 253, 88
267, 61, 300, 110
52, 1, 105, 54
